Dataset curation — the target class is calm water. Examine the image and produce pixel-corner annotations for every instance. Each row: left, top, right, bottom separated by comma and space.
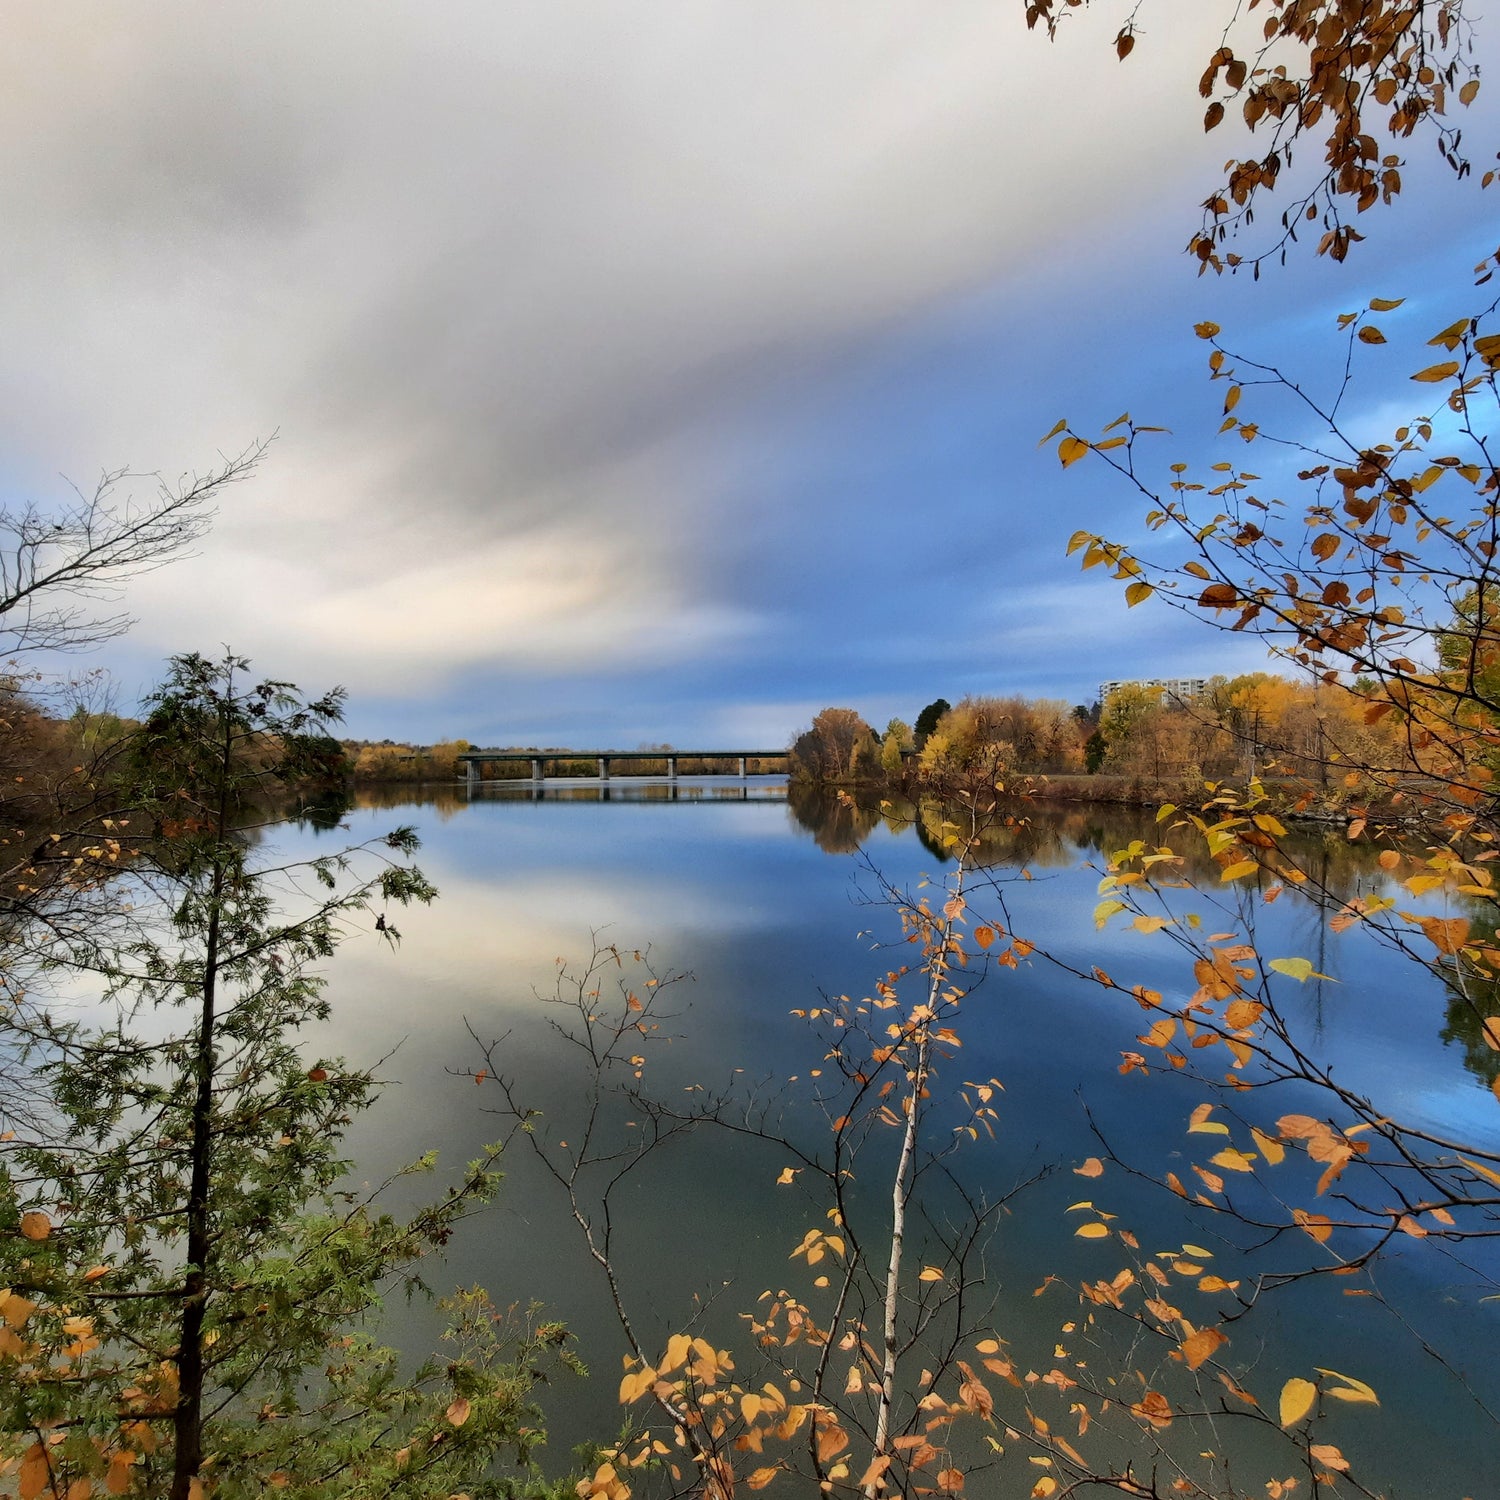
284, 782, 1500, 1496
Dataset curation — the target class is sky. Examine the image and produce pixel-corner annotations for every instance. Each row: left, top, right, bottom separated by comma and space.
0, 2, 1492, 747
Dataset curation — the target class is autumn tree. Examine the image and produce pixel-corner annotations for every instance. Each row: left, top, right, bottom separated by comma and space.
476, 841, 1053, 1500
790, 708, 879, 783
1016, 259, 1500, 1493
1032, 0, 1488, 272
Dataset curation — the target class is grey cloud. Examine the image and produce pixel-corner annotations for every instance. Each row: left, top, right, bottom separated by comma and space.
0, 0, 1232, 699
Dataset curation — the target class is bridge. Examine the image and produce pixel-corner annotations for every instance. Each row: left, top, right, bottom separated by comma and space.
457, 748, 790, 790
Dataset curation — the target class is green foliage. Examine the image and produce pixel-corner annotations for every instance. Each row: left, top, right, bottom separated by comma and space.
912, 699, 949, 748
0, 655, 573, 1499
879, 729, 906, 776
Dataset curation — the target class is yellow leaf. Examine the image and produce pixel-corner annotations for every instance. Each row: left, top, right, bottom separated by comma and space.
1369, 297, 1404, 311
747, 1467, 781, 1491
973, 924, 996, 950
1220, 860, 1258, 882
1073, 1157, 1104, 1178
1428, 317, 1471, 348
1250, 1127, 1284, 1164
446, 1396, 471, 1427
1032, 1479, 1057, 1498
1188, 1103, 1230, 1135
919, 1266, 945, 1282
1315, 1367, 1379, 1405
1279, 1376, 1317, 1427
1040, 418, 1068, 445
1460, 1155, 1500, 1188
1411, 361, 1460, 382
776, 1167, 798, 1185
1211, 1148, 1255, 1173
1058, 436, 1090, 468
1142, 1018, 1178, 1048
1357, 325, 1386, 344
1194, 321, 1221, 339
1125, 581, 1154, 607
1269, 957, 1314, 982
1074, 1222, 1110, 1239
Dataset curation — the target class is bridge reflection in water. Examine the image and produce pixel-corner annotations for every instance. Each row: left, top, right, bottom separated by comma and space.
467, 779, 788, 803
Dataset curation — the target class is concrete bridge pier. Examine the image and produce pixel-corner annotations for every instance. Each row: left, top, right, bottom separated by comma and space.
738, 756, 746, 779
532, 757, 544, 784
667, 756, 677, 782
598, 756, 609, 780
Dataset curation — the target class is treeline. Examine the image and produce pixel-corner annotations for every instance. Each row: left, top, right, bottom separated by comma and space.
342, 738, 474, 782
789, 673, 1405, 802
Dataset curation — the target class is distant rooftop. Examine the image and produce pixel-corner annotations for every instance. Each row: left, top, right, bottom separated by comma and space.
1099, 677, 1210, 704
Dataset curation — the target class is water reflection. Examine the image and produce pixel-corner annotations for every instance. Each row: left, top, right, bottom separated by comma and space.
791, 783, 1500, 1092
290, 785, 1499, 1495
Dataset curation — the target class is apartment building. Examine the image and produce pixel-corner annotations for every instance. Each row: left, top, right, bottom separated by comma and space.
1098, 677, 1210, 705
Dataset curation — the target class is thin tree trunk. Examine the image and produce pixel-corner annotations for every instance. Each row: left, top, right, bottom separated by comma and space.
172, 689, 235, 1500
866, 872, 960, 1492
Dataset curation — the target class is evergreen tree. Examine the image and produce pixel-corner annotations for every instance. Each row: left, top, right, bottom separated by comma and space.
911, 699, 949, 749
0, 654, 574, 1499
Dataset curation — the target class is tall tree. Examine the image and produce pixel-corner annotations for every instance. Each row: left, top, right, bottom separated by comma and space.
912, 699, 950, 750
0, 654, 573, 1499
790, 708, 877, 783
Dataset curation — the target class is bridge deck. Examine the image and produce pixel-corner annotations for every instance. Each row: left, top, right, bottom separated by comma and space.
457, 748, 789, 788
458, 749, 786, 762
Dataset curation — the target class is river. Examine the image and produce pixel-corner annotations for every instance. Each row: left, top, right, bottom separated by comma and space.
286, 780, 1500, 1497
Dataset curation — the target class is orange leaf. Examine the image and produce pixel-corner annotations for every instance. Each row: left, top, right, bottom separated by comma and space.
1419, 916, 1470, 955
1180, 1326, 1226, 1371
1292, 1208, 1332, 1243
18, 1211, 50, 1242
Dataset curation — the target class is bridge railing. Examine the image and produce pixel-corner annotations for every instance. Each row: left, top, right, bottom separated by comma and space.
456, 750, 790, 787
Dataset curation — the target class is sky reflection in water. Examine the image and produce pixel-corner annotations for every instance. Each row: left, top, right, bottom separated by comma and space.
284, 785, 1500, 1493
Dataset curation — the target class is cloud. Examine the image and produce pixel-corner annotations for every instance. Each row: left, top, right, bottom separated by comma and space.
0, 0, 1233, 712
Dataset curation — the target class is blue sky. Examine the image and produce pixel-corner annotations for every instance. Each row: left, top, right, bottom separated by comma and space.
0, 2, 1491, 747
